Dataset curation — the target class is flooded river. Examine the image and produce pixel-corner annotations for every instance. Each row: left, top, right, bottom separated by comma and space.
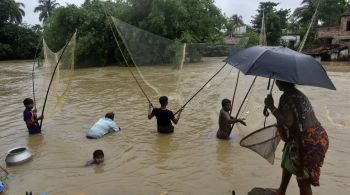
0, 59, 349, 195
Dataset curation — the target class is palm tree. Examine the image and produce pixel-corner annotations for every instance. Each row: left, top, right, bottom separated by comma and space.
225, 14, 245, 36
0, 0, 25, 24
291, 0, 318, 25
292, 0, 350, 26
34, 0, 60, 23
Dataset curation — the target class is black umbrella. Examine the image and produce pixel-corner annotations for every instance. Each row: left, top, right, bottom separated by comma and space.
224, 45, 336, 90
225, 46, 336, 164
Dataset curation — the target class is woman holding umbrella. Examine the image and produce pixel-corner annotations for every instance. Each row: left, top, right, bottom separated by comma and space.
264, 80, 329, 195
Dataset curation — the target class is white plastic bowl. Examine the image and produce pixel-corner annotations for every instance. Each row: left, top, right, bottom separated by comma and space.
5, 147, 32, 166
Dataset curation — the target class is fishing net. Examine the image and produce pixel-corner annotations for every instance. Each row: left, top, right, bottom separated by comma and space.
0, 169, 7, 182
232, 13, 281, 164
228, 75, 281, 164
112, 17, 249, 112
240, 124, 280, 164
35, 32, 76, 117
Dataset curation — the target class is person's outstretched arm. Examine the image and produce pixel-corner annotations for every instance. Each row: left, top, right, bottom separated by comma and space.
225, 112, 246, 126
148, 103, 154, 119
109, 121, 120, 132
171, 108, 183, 124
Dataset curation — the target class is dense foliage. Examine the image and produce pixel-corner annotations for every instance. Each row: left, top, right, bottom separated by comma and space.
289, 0, 350, 49
251, 2, 290, 46
4, 0, 350, 62
42, 0, 229, 66
0, 0, 41, 60
34, 0, 60, 23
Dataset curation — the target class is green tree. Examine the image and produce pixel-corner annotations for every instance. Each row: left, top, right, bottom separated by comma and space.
43, 0, 228, 66
34, 0, 60, 23
289, 0, 350, 49
225, 14, 245, 35
125, 0, 226, 43
0, 23, 41, 59
251, 2, 290, 46
242, 26, 259, 47
44, 1, 128, 66
292, 0, 350, 27
0, 0, 25, 24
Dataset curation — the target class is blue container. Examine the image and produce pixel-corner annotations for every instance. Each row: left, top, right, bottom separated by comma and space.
0, 181, 5, 192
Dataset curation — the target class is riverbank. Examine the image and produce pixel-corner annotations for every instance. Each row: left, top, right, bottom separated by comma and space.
2, 59, 350, 72
322, 61, 350, 72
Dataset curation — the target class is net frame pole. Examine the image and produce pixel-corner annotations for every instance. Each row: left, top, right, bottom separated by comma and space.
32, 37, 43, 110
229, 70, 240, 115
263, 78, 275, 127
174, 63, 227, 115
229, 76, 257, 134
101, 4, 153, 106
235, 76, 257, 119
39, 33, 74, 129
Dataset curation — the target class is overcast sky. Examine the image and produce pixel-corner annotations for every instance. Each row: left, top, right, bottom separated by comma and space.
18, 0, 303, 25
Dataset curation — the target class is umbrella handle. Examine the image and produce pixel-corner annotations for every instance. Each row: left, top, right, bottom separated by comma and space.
263, 76, 274, 117
263, 106, 269, 117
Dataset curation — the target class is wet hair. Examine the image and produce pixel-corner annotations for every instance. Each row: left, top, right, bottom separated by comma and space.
276, 80, 295, 89
23, 98, 34, 106
93, 149, 104, 159
221, 98, 231, 107
105, 112, 115, 120
159, 96, 168, 107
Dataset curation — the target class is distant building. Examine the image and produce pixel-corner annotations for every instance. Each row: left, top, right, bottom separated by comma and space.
233, 26, 246, 35
280, 35, 300, 48
316, 11, 350, 47
314, 12, 350, 60
225, 25, 247, 45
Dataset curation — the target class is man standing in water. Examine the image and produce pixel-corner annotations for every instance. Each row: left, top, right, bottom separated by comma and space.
216, 98, 246, 139
148, 96, 183, 133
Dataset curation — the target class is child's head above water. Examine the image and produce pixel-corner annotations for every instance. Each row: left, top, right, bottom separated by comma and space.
23, 98, 34, 109
159, 96, 168, 107
93, 149, 104, 164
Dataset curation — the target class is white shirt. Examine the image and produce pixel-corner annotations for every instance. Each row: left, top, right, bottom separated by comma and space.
86, 117, 120, 138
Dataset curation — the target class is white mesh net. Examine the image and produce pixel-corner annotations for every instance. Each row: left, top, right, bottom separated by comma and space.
240, 124, 280, 164
35, 32, 76, 118
112, 17, 249, 112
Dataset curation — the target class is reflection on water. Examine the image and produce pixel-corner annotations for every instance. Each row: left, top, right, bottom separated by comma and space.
152, 134, 176, 164
94, 164, 105, 174
26, 134, 44, 152
0, 60, 349, 194
216, 140, 234, 178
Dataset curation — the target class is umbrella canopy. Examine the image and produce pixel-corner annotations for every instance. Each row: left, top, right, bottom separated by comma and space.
224, 46, 336, 90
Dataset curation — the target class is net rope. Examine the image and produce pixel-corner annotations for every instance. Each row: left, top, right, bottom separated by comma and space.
36, 32, 76, 118
112, 17, 249, 112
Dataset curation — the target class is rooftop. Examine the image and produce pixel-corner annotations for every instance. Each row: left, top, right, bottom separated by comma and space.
342, 11, 350, 16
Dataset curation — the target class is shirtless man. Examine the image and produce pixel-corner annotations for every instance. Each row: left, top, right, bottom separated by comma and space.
216, 98, 246, 139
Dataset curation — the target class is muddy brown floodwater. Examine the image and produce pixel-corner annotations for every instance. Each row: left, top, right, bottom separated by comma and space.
0, 59, 349, 195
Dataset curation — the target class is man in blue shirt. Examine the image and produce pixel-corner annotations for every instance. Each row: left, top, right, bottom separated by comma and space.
86, 112, 121, 139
